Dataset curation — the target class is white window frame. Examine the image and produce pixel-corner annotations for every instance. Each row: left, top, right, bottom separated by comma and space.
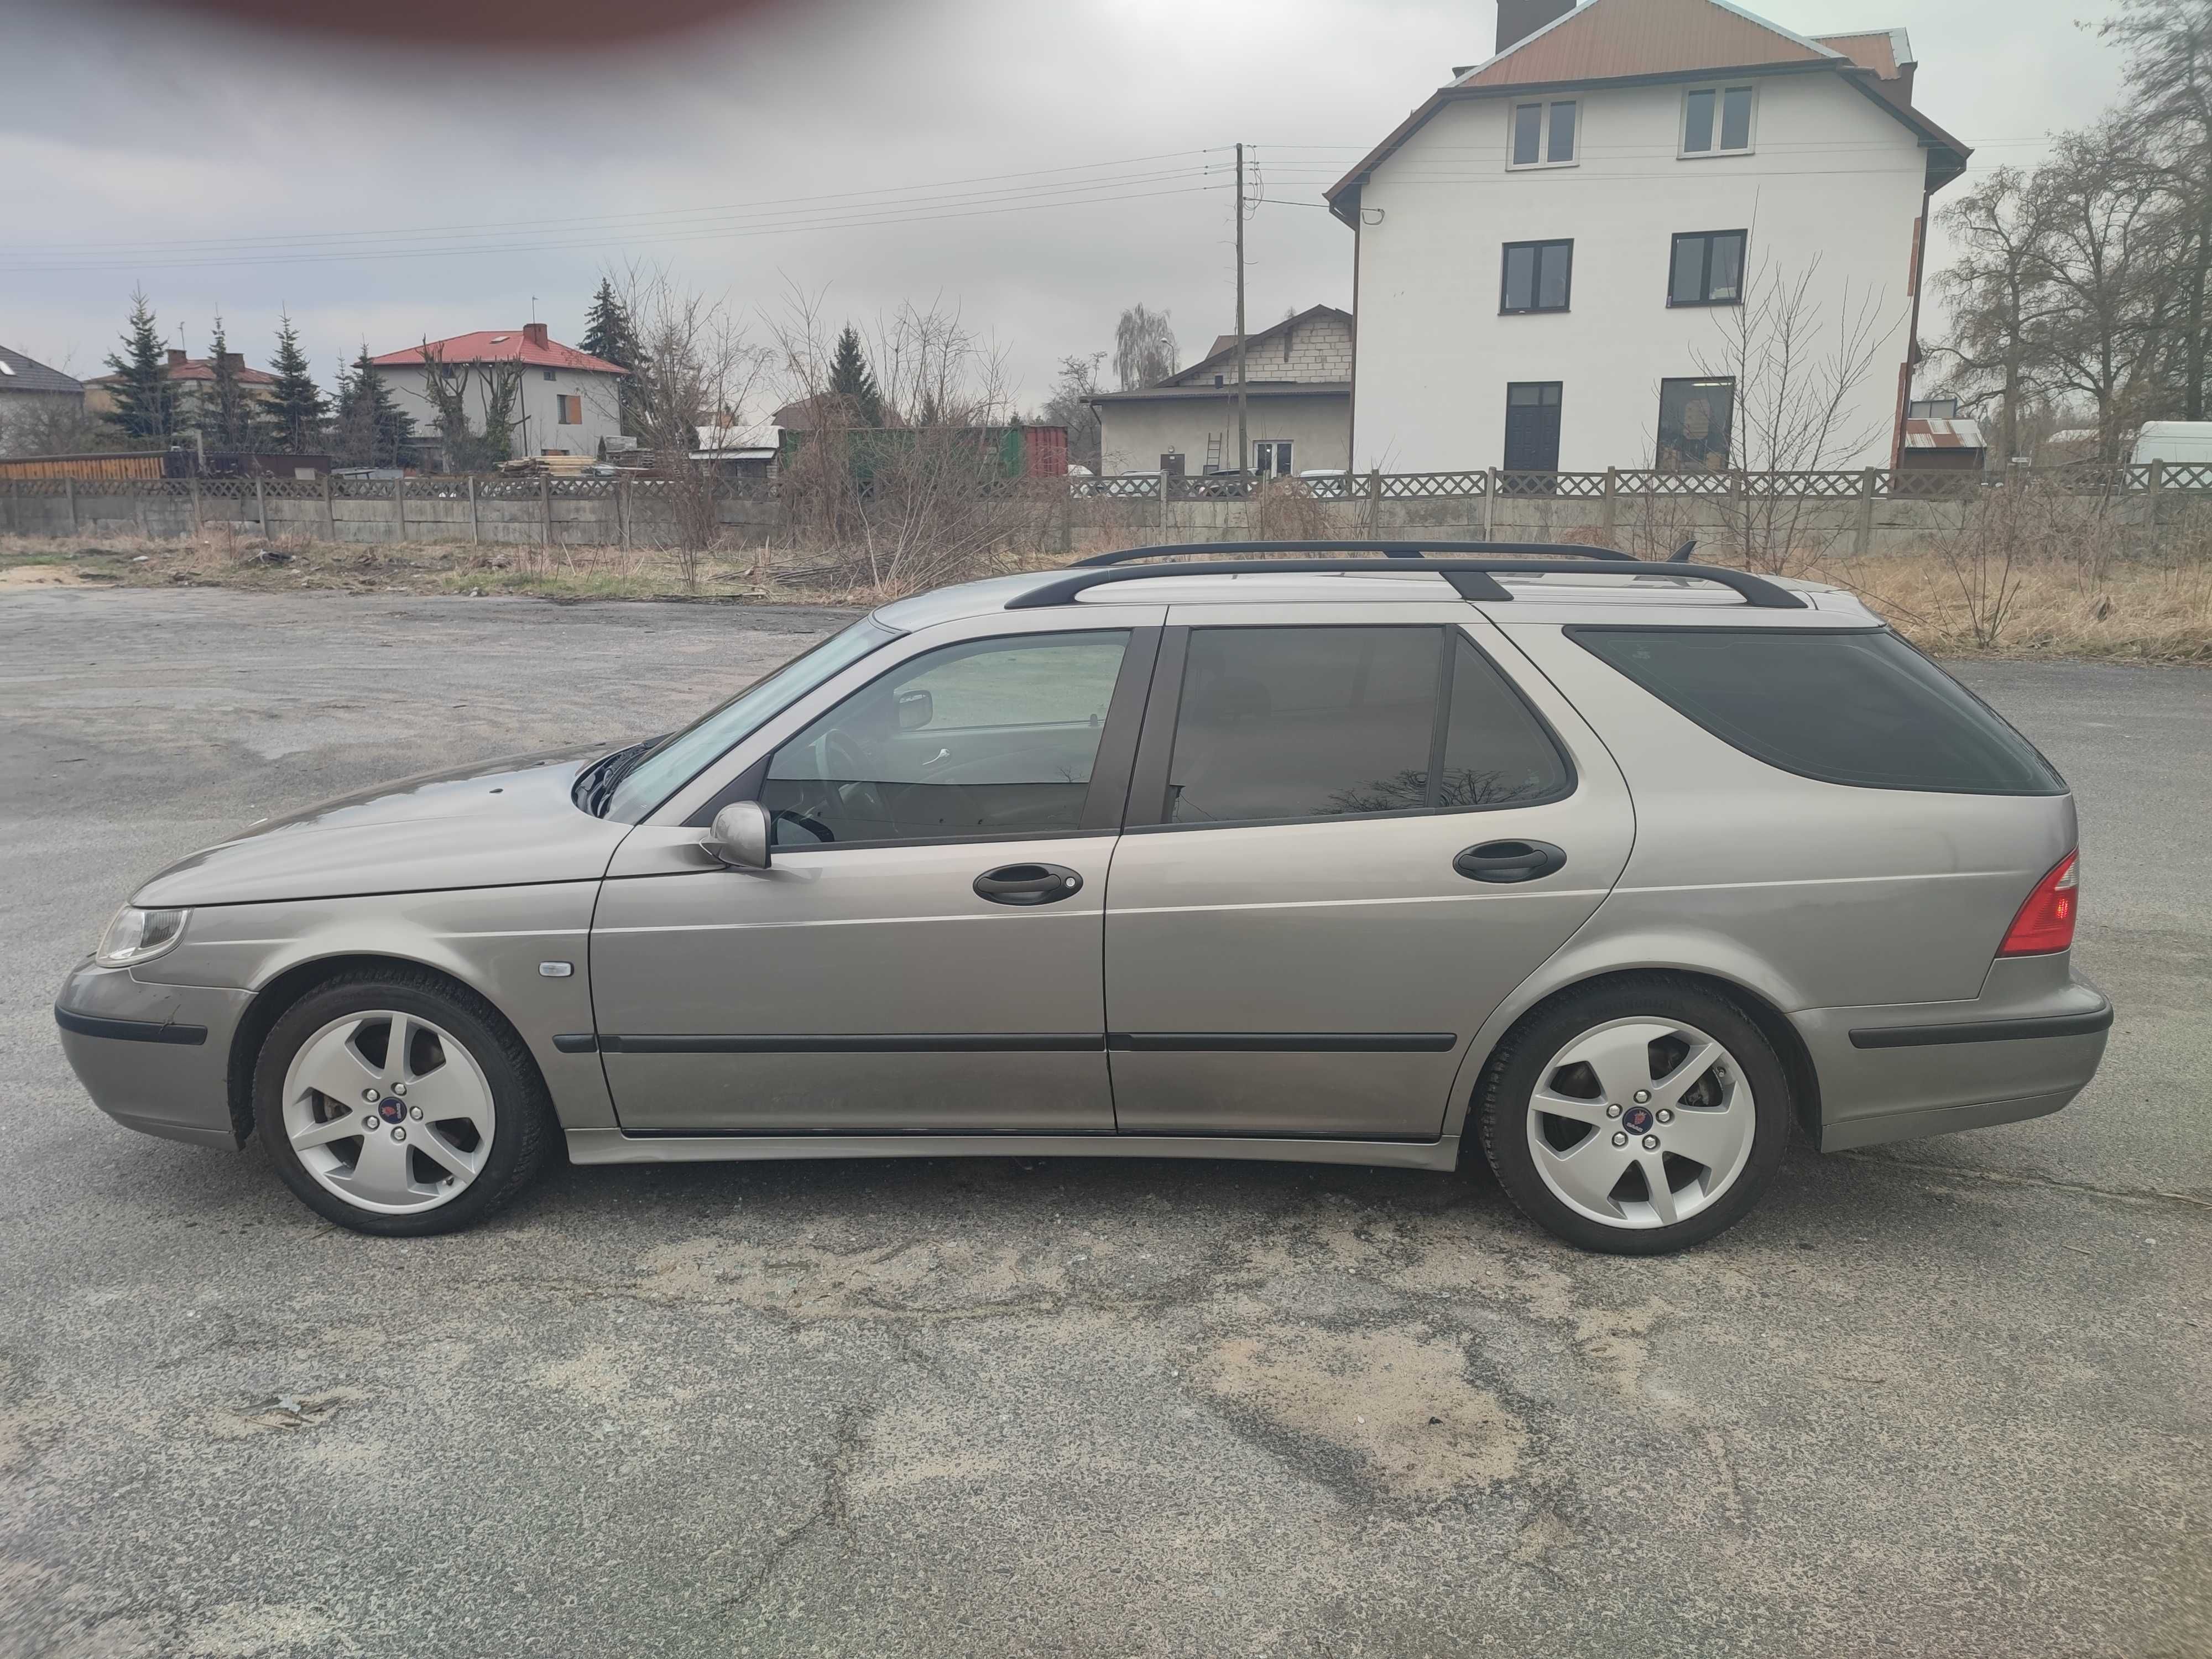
1253, 439, 1295, 478
1506, 99, 1580, 171
1679, 83, 1757, 158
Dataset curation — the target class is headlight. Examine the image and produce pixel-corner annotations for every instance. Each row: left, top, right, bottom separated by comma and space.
96, 907, 189, 967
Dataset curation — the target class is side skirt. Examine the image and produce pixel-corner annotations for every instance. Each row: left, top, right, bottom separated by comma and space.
565, 1128, 1461, 1172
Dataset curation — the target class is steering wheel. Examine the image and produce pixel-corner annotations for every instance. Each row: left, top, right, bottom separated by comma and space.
817, 727, 890, 835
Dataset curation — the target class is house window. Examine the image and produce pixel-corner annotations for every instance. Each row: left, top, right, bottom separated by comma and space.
556, 394, 582, 425
1657, 378, 1736, 471
543, 369, 557, 382
1682, 85, 1755, 156
1669, 230, 1747, 306
1253, 439, 1295, 477
1510, 100, 1578, 168
1501, 240, 1573, 314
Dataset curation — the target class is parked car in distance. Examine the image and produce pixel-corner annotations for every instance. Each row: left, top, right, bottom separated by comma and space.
55, 541, 2111, 1254
2132, 421, 2212, 467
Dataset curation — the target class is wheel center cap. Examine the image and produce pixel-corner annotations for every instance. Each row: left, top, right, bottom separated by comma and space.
1622, 1104, 1654, 1135
376, 1097, 407, 1124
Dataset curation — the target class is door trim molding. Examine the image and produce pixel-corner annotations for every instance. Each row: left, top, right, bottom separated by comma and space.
598, 1032, 1107, 1055
1107, 1032, 1458, 1053
567, 1126, 1462, 1171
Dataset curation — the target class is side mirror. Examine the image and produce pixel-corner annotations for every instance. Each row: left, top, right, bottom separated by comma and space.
895, 688, 934, 732
703, 800, 772, 872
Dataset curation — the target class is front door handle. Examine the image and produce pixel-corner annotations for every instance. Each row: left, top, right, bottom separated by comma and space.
1454, 840, 1567, 884
974, 863, 1084, 906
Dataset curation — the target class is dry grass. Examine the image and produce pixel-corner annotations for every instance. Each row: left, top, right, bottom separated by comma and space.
4, 524, 2208, 663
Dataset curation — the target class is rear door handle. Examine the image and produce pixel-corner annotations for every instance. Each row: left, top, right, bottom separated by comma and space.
1454, 840, 1567, 884
974, 863, 1084, 906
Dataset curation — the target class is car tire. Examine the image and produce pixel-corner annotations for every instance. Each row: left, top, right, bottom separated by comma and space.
254, 967, 554, 1237
1474, 974, 1793, 1255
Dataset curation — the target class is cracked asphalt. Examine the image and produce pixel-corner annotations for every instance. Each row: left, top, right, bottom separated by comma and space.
2, 589, 2206, 1659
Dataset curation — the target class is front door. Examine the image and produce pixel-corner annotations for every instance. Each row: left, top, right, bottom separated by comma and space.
1504, 382, 1563, 473
592, 626, 1156, 1134
1103, 612, 1632, 1141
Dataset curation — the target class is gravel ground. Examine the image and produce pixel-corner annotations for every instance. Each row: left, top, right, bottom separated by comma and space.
2, 589, 2205, 1659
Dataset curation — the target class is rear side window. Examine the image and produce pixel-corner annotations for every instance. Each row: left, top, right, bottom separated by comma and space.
1162, 627, 1572, 825
1568, 627, 2065, 795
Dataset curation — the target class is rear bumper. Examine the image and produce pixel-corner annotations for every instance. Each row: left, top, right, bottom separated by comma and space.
1798, 960, 2111, 1152
54, 959, 252, 1150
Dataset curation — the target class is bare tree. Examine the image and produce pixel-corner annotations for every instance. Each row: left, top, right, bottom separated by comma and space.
1, 397, 105, 458
1041, 352, 1105, 472
1113, 304, 1177, 391
1689, 255, 1901, 571
606, 262, 774, 578
1931, 168, 2062, 464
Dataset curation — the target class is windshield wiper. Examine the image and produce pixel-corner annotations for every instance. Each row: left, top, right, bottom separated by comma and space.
579, 740, 656, 817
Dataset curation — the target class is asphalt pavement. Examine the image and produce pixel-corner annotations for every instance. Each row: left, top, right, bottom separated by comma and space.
2, 589, 2205, 1659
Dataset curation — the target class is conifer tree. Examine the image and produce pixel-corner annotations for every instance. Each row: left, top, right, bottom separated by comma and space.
266, 312, 330, 452
827, 325, 885, 427
101, 288, 178, 448
200, 317, 263, 451
332, 347, 415, 468
580, 278, 644, 435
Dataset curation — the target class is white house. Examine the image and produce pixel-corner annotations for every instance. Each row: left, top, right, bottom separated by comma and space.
369, 324, 627, 463
1085, 305, 1354, 477
1328, 0, 1970, 476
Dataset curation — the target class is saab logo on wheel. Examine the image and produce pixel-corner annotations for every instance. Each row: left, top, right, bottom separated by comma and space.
1623, 1105, 1654, 1134
377, 1097, 407, 1124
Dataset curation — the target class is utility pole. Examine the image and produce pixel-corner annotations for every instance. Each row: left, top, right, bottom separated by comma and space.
1234, 142, 1250, 483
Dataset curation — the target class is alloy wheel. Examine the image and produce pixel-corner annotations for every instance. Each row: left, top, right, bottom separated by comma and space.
280, 1010, 496, 1216
1524, 1016, 1756, 1230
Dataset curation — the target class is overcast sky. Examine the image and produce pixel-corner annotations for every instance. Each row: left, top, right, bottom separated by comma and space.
1, 0, 2128, 413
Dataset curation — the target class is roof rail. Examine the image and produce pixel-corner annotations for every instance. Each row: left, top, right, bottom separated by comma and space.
1073, 538, 1637, 568
1008, 552, 1807, 612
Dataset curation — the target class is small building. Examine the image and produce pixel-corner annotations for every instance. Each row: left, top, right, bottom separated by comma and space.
1084, 305, 1352, 477
369, 324, 627, 466
83, 349, 278, 426
0, 345, 87, 445
1900, 399, 1986, 472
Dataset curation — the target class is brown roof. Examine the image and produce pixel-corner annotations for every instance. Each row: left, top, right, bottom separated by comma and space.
1326, 0, 1968, 221
86, 354, 276, 389
1815, 29, 1911, 80
1458, 0, 1835, 88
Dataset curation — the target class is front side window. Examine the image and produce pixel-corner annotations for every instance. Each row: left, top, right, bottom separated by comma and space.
1656, 377, 1735, 472
764, 631, 1129, 845
1682, 85, 1755, 155
1669, 230, 1747, 306
1510, 99, 1578, 168
1161, 628, 1569, 826
1568, 628, 2065, 795
1503, 239, 1574, 314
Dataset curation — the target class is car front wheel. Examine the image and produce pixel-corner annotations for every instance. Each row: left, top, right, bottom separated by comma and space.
255, 969, 552, 1236
1475, 976, 1793, 1254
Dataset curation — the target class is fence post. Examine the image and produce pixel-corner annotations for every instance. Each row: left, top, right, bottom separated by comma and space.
617, 479, 632, 550
5, 479, 17, 536
1366, 467, 1383, 534
1158, 471, 1169, 538
392, 475, 405, 544
1483, 467, 1498, 540
2148, 458, 2166, 530
189, 474, 203, 535
1057, 489, 1072, 557
1601, 467, 1619, 540
134, 484, 150, 540
66, 477, 79, 535
321, 471, 336, 542
254, 477, 269, 540
1855, 466, 1879, 555
541, 477, 554, 548
468, 476, 481, 544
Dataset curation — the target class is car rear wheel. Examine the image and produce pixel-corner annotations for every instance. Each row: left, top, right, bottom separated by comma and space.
255, 970, 552, 1236
1475, 976, 1793, 1254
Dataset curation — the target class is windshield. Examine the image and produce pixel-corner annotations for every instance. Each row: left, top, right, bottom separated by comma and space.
604, 618, 902, 822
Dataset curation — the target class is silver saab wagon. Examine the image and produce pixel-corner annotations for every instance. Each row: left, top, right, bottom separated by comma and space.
55, 542, 2112, 1254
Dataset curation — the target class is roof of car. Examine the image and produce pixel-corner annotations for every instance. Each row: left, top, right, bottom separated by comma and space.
874, 558, 1882, 632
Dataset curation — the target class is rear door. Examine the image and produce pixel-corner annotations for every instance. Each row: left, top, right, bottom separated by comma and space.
1102, 605, 1633, 1141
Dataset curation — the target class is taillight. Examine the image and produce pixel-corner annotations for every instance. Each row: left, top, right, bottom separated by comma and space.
1997, 852, 2079, 957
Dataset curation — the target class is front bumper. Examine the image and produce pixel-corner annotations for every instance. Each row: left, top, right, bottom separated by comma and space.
1799, 959, 2112, 1151
54, 959, 254, 1150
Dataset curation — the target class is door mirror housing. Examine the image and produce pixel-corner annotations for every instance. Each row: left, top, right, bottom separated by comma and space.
895, 688, 934, 732
703, 800, 772, 871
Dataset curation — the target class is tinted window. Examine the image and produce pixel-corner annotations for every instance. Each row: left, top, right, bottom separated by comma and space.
1163, 628, 1570, 824
1548, 101, 1577, 163
1721, 86, 1754, 150
1569, 628, 2065, 795
1513, 102, 1544, 166
1670, 230, 1747, 305
1439, 637, 1574, 806
1683, 88, 1716, 152
763, 631, 1128, 844
1503, 241, 1572, 313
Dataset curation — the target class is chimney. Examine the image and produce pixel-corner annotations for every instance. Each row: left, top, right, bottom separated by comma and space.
220, 351, 244, 372
1497, 0, 1573, 55
523, 322, 550, 348
166, 348, 187, 368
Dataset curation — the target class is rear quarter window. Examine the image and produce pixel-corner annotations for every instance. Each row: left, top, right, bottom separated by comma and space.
1567, 627, 2065, 796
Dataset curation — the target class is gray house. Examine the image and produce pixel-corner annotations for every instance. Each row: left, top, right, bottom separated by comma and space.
0, 345, 87, 452
1086, 305, 1352, 477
